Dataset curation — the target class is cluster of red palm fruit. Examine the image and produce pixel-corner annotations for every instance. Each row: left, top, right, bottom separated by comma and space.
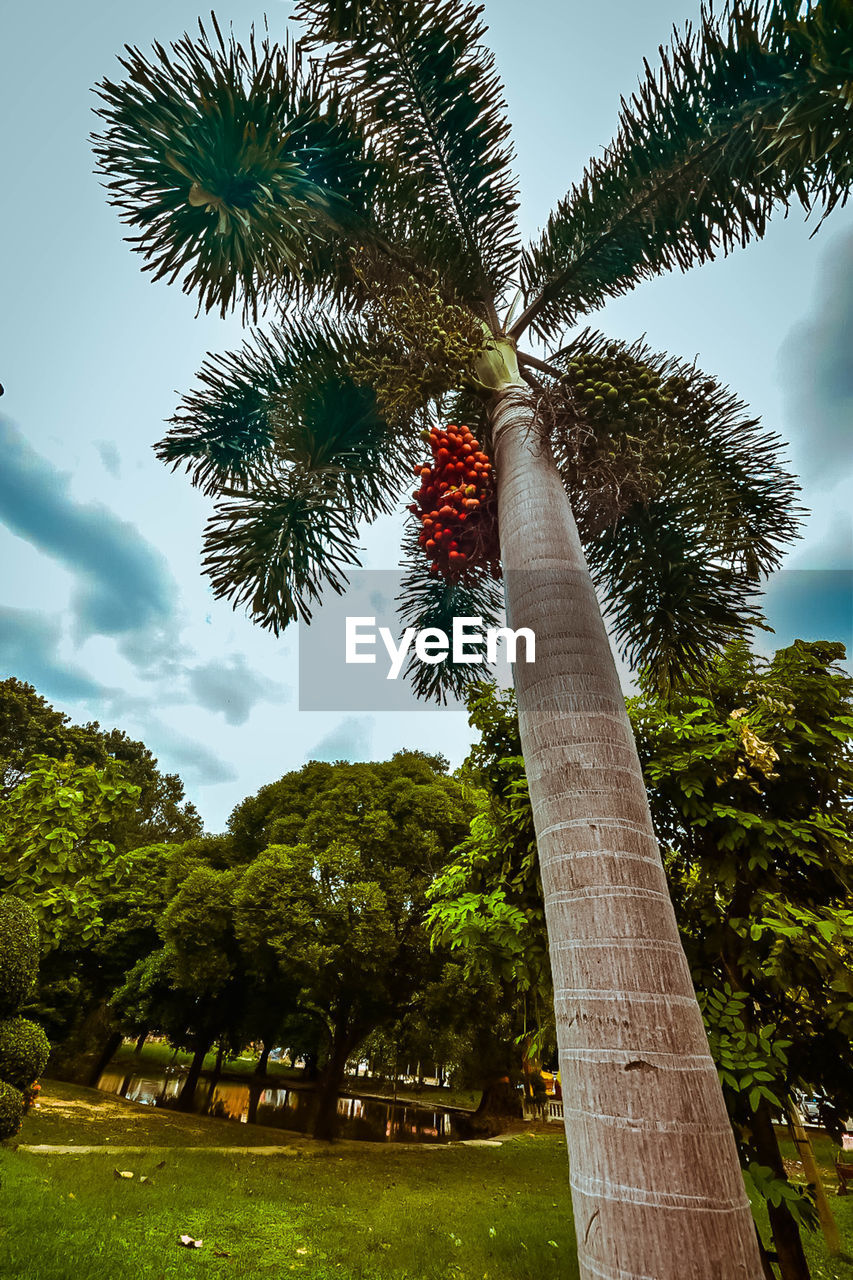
408, 424, 501, 582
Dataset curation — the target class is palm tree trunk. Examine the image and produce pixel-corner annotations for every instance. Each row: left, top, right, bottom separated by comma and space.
489, 384, 763, 1279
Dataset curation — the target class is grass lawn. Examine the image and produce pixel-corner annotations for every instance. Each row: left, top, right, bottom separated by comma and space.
3, 1081, 853, 1279
0, 1080, 577, 1280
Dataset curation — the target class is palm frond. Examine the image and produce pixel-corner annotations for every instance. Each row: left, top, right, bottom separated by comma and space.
541, 332, 804, 689
202, 464, 363, 631
515, 0, 853, 341
591, 498, 769, 695
158, 314, 416, 515
297, 0, 520, 315
93, 18, 383, 319
161, 314, 425, 633
396, 523, 503, 703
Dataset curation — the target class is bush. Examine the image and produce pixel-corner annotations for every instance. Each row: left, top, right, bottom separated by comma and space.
0, 897, 39, 1016
0, 1080, 24, 1141
0, 1016, 50, 1091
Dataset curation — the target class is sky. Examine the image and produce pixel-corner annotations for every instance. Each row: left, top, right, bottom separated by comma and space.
1, 0, 851, 831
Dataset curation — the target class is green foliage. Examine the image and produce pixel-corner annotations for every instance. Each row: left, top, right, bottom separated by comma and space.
161, 315, 404, 504
0, 1078, 23, 1141
0, 1016, 51, 1091
231, 755, 472, 1046
700, 985, 790, 1113
160, 314, 419, 631
630, 637, 853, 1135
0, 896, 39, 1018
744, 1162, 819, 1233
517, 0, 853, 341
0, 755, 140, 949
0, 678, 201, 846
427, 684, 552, 1070
543, 331, 802, 690
89, 1, 826, 699
394, 540, 504, 703
92, 19, 379, 320
349, 260, 488, 424
296, 0, 521, 307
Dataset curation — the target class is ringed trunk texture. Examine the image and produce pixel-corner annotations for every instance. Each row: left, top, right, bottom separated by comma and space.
490, 385, 763, 1280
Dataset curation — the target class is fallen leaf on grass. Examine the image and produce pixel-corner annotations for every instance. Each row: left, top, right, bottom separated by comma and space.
114, 1169, 134, 1180
295, 1248, 308, 1256
155, 1160, 166, 1170
178, 1235, 203, 1249
213, 1250, 231, 1258
139, 1176, 152, 1185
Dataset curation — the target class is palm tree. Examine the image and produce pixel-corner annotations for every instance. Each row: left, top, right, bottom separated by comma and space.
92, 3, 853, 1274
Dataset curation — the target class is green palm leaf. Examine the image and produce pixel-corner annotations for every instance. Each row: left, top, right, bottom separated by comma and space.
202, 464, 363, 630
297, 0, 520, 315
93, 18, 382, 319
547, 334, 804, 690
395, 523, 503, 704
515, 0, 853, 341
158, 315, 414, 515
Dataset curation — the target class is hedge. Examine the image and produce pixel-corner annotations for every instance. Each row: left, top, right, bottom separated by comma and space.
0, 1016, 50, 1091
0, 897, 39, 1017
0, 1080, 24, 1141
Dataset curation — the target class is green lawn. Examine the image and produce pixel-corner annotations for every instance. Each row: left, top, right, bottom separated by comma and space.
0, 1081, 576, 1280
4, 1081, 853, 1279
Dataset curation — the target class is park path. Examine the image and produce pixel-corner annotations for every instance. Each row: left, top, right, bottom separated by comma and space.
18, 1138, 503, 1155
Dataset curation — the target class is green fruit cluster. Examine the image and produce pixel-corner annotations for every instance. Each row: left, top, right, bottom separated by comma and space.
349, 253, 486, 426
0, 896, 47, 1141
565, 347, 691, 420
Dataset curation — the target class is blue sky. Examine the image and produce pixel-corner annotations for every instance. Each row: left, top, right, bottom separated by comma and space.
1, 0, 851, 830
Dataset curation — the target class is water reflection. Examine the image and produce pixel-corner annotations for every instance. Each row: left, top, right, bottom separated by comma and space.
96, 1069, 463, 1143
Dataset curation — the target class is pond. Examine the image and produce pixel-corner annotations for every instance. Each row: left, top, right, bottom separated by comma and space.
96, 1067, 470, 1143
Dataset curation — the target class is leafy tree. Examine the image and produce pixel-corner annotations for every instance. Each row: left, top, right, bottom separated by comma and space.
630, 638, 853, 1279
0, 755, 140, 951
232, 755, 471, 1138
91, 3, 853, 1268
448, 648, 853, 1278
157, 866, 249, 1107
0, 679, 202, 848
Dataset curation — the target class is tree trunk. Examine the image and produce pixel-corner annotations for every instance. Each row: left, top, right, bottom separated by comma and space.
463, 1075, 524, 1136
134, 1031, 148, 1055
787, 1100, 839, 1255
749, 1101, 811, 1280
489, 384, 764, 1279
254, 1041, 272, 1077
177, 1041, 209, 1111
87, 1030, 123, 1087
211, 1040, 226, 1083
312, 1030, 355, 1142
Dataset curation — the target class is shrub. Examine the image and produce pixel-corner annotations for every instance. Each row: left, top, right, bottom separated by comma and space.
0, 1080, 24, 1141
0, 897, 39, 1016
0, 1016, 50, 1091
